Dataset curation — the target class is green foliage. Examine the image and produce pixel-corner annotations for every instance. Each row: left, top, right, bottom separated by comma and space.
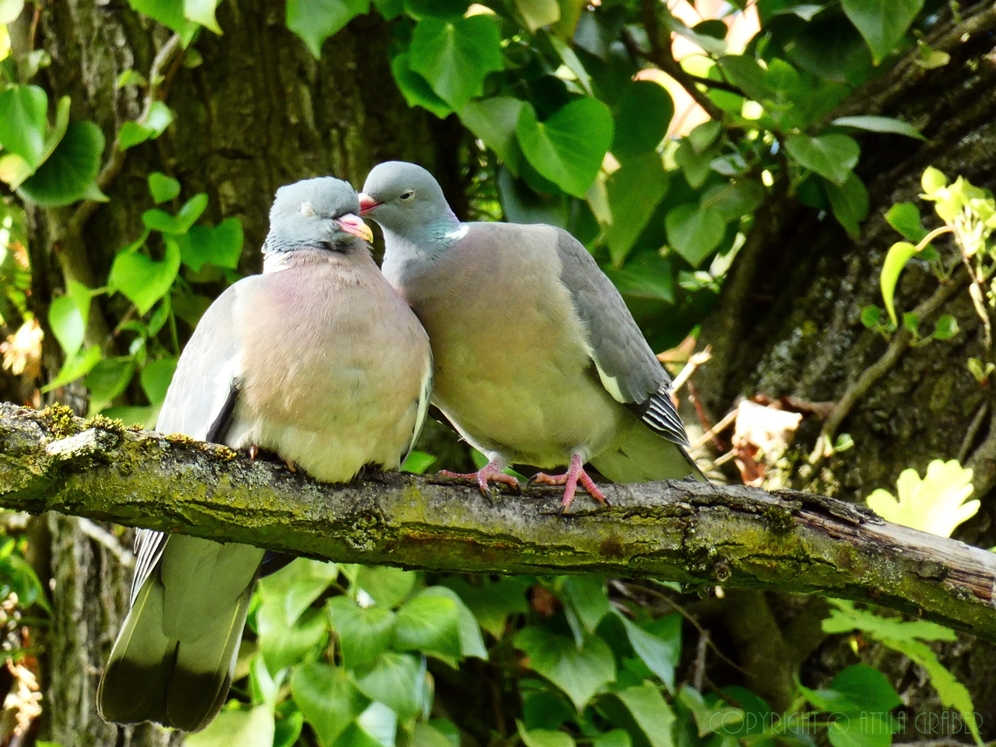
824, 600, 982, 746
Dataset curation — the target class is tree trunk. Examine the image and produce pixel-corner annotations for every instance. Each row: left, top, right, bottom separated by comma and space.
17, 1, 466, 743
695, 2, 996, 730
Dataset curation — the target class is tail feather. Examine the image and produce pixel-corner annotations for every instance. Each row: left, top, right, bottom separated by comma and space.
98, 537, 265, 732
592, 418, 706, 484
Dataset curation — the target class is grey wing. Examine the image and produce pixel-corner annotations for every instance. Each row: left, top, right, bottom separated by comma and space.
132, 281, 248, 602
553, 228, 690, 448
401, 350, 434, 463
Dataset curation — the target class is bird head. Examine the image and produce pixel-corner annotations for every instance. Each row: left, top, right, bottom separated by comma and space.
264, 177, 374, 256
358, 162, 456, 237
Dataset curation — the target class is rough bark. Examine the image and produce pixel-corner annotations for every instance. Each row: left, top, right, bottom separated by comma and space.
2, 403, 996, 645
694, 0, 996, 732
10, 1, 468, 744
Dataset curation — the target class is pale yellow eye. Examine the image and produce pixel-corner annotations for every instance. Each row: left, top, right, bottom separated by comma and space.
399, 190, 415, 202
301, 201, 316, 217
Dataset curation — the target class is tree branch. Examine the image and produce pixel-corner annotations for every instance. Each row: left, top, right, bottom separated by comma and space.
2, 403, 995, 641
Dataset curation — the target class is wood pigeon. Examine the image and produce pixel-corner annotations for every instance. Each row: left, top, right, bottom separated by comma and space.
359, 161, 701, 510
97, 177, 433, 732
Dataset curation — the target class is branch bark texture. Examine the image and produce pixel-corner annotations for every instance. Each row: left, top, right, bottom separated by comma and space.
2, 404, 995, 641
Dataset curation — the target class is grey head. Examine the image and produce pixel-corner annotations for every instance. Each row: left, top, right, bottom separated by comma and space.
263, 177, 373, 256
359, 162, 460, 243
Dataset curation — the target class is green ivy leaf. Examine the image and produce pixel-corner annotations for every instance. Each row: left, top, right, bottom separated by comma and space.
717, 55, 772, 102
824, 172, 869, 238
829, 664, 903, 713
410, 15, 503, 111
404, 0, 467, 19
515, 627, 616, 710
0, 85, 47, 168
688, 120, 722, 154
841, 0, 923, 64
831, 115, 924, 140
518, 723, 576, 747
140, 357, 177, 406
561, 577, 610, 634
401, 450, 437, 474
179, 218, 244, 271
85, 357, 136, 413
291, 662, 370, 746
441, 577, 529, 638
665, 203, 727, 268
516, 99, 614, 198
352, 565, 416, 608
673, 139, 714, 189
602, 253, 675, 305
827, 715, 891, 747
143, 193, 209, 235
394, 593, 462, 658
614, 681, 676, 747
601, 155, 668, 259
885, 202, 927, 242
516, 0, 559, 31
701, 179, 764, 222
258, 604, 328, 674
460, 97, 524, 172
784, 133, 859, 186
614, 611, 680, 692
287, 0, 370, 58
260, 557, 340, 626
48, 282, 92, 359
327, 596, 397, 668
148, 172, 181, 204
390, 53, 453, 119
612, 81, 673, 159
18, 121, 107, 207
43, 346, 103, 392
932, 314, 958, 341
354, 652, 423, 719
879, 240, 917, 326
418, 585, 488, 659
109, 238, 182, 314
185, 705, 276, 747
119, 101, 174, 150
128, 0, 199, 45
184, 0, 222, 34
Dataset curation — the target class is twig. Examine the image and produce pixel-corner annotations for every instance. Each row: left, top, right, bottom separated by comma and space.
809, 273, 969, 465
690, 407, 737, 452
672, 347, 712, 395
639, 0, 726, 122
68, 33, 184, 236
692, 630, 709, 691
959, 402, 989, 464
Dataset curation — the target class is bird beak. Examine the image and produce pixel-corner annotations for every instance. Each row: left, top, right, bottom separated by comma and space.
335, 213, 374, 243
358, 193, 381, 216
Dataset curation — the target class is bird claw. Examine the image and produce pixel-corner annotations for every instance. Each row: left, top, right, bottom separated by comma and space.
533, 455, 609, 513
439, 460, 519, 498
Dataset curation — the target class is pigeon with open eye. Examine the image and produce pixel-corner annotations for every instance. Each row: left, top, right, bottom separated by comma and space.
98, 177, 432, 732
359, 161, 702, 510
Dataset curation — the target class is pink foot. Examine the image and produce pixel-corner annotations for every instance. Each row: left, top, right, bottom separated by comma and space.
439, 459, 519, 496
533, 454, 609, 512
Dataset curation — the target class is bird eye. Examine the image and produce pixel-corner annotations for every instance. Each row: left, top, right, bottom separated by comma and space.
301, 201, 317, 217
399, 190, 415, 202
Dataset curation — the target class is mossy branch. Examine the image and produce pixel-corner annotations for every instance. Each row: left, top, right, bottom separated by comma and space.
2, 403, 995, 641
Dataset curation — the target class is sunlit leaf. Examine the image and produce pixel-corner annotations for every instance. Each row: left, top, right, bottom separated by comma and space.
287, 0, 370, 58
516, 98, 614, 198
841, 0, 923, 64
410, 15, 503, 110
865, 459, 977, 538
515, 627, 615, 710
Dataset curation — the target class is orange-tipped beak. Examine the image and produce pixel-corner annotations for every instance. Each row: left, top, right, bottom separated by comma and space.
336, 213, 374, 243
358, 193, 381, 216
